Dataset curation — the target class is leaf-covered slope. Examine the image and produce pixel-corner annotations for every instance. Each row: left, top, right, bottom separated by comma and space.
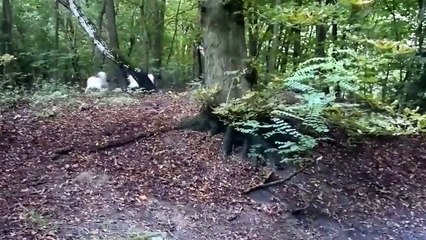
0, 92, 425, 239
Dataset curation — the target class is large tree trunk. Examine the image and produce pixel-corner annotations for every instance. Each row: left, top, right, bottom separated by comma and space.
201, 0, 250, 104
177, 1, 293, 169
315, 24, 327, 57
179, 0, 265, 160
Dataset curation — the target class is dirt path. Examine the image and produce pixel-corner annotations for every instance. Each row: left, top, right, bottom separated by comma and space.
1, 93, 425, 239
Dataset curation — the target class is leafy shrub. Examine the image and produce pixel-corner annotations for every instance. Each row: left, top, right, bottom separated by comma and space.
212, 48, 426, 162
30, 80, 80, 105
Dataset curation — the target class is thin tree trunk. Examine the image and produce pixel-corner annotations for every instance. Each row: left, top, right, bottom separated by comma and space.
292, 26, 301, 67
192, 40, 203, 81
148, 0, 166, 79
58, 0, 116, 61
54, 0, 60, 79
247, 4, 259, 58
1, 0, 14, 84
93, 0, 106, 71
315, 24, 327, 57
65, 16, 80, 83
166, 0, 181, 66
127, 9, 137, 57
280, 29, 290, 72
58, 0, 156, 90
267, 0, 281, 73
398, 0, 425, 111
416, 0, 425, 52
1, 0, 13, 55
104, 0, 126, 89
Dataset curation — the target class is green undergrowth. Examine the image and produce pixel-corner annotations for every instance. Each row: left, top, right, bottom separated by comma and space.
193, 48, 426, 162
88, 92, 140, 106
0, 81, 146, 116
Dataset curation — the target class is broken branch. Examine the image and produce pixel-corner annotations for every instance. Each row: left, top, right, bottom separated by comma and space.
243, 157, 320, 194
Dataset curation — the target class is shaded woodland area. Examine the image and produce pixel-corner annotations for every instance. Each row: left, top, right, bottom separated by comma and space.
1, 0, 426, 239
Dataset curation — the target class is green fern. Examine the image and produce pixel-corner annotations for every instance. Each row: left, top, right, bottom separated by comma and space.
214, 48, 365, 161
214, 48, 426, 163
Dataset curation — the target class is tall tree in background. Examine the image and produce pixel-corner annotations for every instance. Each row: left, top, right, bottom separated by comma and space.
104, 0, 127, 89
93, 0, 106, 71
141, 0, 166, 80
267, 0, 281, 73
1, 0, 14, 83
1, 0, 13, 55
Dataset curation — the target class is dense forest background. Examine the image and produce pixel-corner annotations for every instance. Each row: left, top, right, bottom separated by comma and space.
1, 0, 424, 105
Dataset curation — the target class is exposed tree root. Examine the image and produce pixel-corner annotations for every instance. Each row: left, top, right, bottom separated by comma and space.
51, 146, 75, 160
89, 132, 154, 153
177, 106, 293, 169
243, 158, 318, 194
89, 127, 176, 152
175, 107, 225, 135
52, 127, 175, 158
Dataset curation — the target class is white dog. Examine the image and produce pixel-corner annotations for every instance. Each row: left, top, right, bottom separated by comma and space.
85, 71, 108, 93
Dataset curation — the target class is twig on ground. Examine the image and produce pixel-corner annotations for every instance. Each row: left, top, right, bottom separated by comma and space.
243, 157, 321, 194
51, 146, 75, 160
51, 127, 176, 158
227, 206, 244, 221
91, 127, 175, 152
90, 132, 151, 152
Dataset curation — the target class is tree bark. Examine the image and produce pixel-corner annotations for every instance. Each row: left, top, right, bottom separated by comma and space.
178, 0, 258, 158
166, 0, 181, 67
140, 0, 165, 81
54, 0, 60, 79
1, 0, 14, 84
93, 0, 106, 71
192, 40, 204, 81
1, 0, 13, 55
65, 16, 80, 83
178, 1, 295, 169
151, 0, 166, 79
267, 0, 281, 73
247, 5, 259, 58
104, 0, 127, 89
315, 24, 327, 57
200, 0, 250, 104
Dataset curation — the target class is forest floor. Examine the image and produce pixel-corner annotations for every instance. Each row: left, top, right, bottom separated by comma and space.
1, 92, 425, 240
